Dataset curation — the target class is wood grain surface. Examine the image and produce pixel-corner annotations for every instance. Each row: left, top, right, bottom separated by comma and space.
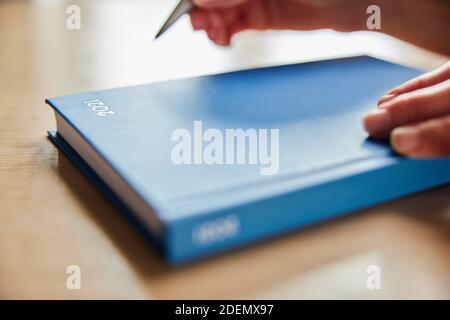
0, 0, 448, 299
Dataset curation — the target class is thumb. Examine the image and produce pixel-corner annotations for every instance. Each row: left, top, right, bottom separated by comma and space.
193, 0, 247, 9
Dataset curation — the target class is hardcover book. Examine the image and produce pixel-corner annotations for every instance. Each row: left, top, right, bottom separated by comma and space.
47, 56, 450, 264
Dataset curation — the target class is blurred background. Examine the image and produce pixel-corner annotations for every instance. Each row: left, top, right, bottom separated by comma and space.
0, 0, 449, 299
7, 0, 449, 93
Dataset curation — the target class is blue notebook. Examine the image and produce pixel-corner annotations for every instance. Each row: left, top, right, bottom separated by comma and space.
46, 56, 450, 264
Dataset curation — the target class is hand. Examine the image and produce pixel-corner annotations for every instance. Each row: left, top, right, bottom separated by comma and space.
191, 0, 450, 54
190, 0, 369, 46
364, 62, 450, 158
191, 1, 450, 158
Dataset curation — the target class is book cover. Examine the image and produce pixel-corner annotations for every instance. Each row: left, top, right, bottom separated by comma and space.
47, 56, 450, 264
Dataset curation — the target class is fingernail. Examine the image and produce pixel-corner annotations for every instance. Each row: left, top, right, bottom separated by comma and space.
378, 94, 396, 106
391, 127, 419, 153
216, 38, 227, 46
363, 109, 392, 135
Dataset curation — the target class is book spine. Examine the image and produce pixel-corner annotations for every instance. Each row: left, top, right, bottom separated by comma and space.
166, 159, 450, 264
47, 132, 165, 254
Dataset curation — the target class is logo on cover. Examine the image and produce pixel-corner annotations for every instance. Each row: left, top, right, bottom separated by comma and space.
193, 215, 241, 245
84, 99, 115, 117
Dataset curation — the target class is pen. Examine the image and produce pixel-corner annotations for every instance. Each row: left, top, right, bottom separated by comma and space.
155, 0, 195, 39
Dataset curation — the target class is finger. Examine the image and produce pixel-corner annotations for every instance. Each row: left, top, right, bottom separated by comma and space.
377, 94, 396, 105
207, 10, 229, 46
364, 79, 450, 137
378, 61, 450, 105
391, 115, 450, 158
220, 7, 245, 44
388, 62, 450, 95
206, 26, 219, 42
194, 0, 247, 9
206, 26, 229, 46
190, 9, 209, 30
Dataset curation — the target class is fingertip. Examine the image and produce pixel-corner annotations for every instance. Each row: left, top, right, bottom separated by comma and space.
215, 36, 231, 47
216, 25, 230, 46
190, 12, 200, 30
363, 109, 392, 137
214, 37, 226, 46
391, 127, 419, 156
224, 35, 232, 46
391, 115, 450, 158
207, 28, 219, 42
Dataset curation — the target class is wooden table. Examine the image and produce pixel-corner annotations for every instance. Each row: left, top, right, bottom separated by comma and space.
1, 0, 449, 299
